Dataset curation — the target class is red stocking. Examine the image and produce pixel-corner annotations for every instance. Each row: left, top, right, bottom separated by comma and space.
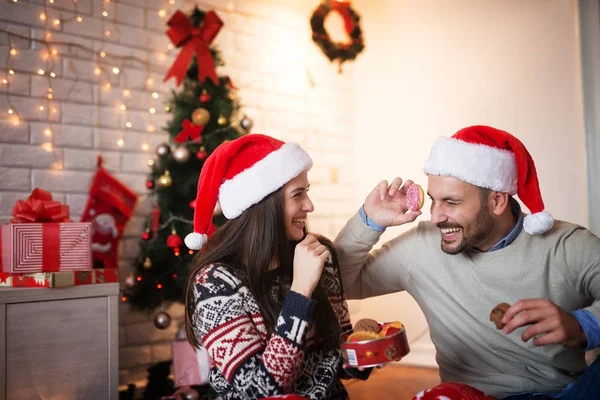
81, 156, 138, 269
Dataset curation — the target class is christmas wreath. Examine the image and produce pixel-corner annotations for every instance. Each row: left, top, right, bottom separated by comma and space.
310, 1, 364, 72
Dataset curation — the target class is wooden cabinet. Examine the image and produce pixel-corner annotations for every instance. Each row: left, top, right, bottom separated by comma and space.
0, 283, 119, 400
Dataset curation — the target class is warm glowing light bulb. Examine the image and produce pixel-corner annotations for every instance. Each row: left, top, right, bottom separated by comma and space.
169, 0, 175, 4
100, 51, 106, 58
112, 67, 120, 74
158, 9, 167, 17
8, 69, 14, 75
49, 0, 55, 3
51, 49, 58, 55
40, 13, 47, 21
148, 160, 154, 166
42, 143, 53, 152
102, 11, 108, 17
104, 82, 112, 89
1, 79, 7, 84
9, 48, 17, 56
49, 72, 56, 78
53, 19, 60, 25
147, 125, 155, 132
44, 128, 52, 136
47, 93, 53, 99
125, 121, 132, 128
149, 108, 156, 114
157, 283, 163, 289
45, 32, 51, 39
122, 89, 130, 96
142, 142, 150, 151
104, 30, 111, 37
119, 104, 126, 111
11, 116, 20, 125
94, 67, 101, 75
38, 105, 45, 111
38, 69, 45, 75
152, 92, 159, 99
117, 139, 124, 147
8, 108, 14, 115
76, 16, 83, 22
146, 78, 153, 86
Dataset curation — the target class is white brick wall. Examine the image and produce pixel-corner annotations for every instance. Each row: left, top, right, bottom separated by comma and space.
0, 0, 356, 387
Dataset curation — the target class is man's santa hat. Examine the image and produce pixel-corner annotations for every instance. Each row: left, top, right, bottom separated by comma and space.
423, 125, 553, 235
184, 134, 313, 250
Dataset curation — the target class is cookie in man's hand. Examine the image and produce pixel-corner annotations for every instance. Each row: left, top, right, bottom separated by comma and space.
490, 302, 511, 329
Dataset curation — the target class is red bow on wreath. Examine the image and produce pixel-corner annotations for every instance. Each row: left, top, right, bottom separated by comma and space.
11, 189, 71, 223
163, 10, 223, 86
332, 1, 354, 34
175, 119, 205, 143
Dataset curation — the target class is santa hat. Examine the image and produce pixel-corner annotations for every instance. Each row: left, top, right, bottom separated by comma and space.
423, 125, 554, 235
184, 134, 313, 250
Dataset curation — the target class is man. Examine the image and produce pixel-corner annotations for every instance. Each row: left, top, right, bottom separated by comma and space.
334, 125, 600, 399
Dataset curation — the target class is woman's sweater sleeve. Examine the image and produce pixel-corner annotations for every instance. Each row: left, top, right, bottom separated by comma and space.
192, 265, 315, 397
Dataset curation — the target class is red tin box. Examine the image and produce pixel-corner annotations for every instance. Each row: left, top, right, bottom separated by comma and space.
340, 322, 410, 368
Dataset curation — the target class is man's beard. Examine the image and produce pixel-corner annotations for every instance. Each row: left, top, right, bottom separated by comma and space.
439, 206, 494, 255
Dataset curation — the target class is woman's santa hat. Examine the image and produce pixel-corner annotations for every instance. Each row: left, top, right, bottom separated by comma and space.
184, 134, 313, 250
423, 125, 554, 234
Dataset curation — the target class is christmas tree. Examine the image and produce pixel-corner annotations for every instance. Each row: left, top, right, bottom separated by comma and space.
124, 7, 252, 315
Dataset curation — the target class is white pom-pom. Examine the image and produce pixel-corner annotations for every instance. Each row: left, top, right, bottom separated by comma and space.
184, 232, 207, 250
523, 210, 554, 235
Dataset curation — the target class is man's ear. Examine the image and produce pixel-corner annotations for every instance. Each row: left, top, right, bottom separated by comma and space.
490, 191, 511, 216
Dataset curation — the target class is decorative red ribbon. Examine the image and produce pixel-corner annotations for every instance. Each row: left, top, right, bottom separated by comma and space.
42, 223, 61, 272
175, 119, 205, 143
163, 10, 223, 86
332, 2, 353, 34
11, 188, 71, 224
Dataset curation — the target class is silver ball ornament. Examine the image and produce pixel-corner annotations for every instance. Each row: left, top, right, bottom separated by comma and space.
240, 116, 254, 131
156, 143, 171, 157
153, 310, 171, 330
173, 146, 190, 163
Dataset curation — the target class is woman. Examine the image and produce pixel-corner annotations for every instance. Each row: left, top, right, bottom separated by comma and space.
183, 134, 363, 399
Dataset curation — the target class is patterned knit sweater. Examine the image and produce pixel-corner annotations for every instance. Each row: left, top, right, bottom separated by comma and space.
335, 213, 600, 398
191, 261, 352, 399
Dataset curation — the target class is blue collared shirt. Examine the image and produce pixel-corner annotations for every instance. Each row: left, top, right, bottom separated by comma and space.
359, 199, 600, 359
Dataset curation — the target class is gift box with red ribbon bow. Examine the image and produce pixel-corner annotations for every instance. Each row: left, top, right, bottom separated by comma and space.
0, 189, 92, 273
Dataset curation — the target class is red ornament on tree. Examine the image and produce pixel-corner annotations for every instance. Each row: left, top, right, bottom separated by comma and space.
146, 180, 155, 189
167, 226, 184, 256
141, 229, 151, 240
200, 90, 211, 103
196, 148, 208, 160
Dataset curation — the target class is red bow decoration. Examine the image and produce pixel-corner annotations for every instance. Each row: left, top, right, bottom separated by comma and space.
332, 1, 354, 34
11, 189, 71, 223
163, 10, 223, 86
175, 119, 205, 143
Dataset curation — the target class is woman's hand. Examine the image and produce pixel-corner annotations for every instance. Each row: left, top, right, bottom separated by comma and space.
291, 234, 330, 298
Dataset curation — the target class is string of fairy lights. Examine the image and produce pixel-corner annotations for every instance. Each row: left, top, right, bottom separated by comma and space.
1, 0, 229, 170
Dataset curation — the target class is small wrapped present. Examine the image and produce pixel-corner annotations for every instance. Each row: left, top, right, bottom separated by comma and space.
0, 269, 118, 288
0, 189, 92, 273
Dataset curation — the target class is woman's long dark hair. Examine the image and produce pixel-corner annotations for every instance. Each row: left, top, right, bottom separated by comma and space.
185, 188, 342, 351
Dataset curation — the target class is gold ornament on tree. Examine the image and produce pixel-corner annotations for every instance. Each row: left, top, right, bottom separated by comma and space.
143, 257, 152, 269
217, 115, 227, 125
191, 108, 210, 125
158, 170, 172, 188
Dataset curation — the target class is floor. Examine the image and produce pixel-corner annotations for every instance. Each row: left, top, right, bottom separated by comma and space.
344, 365, 441, 400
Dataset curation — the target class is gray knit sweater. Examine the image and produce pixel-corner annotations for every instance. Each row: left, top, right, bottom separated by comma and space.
334, 213, 600, 398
